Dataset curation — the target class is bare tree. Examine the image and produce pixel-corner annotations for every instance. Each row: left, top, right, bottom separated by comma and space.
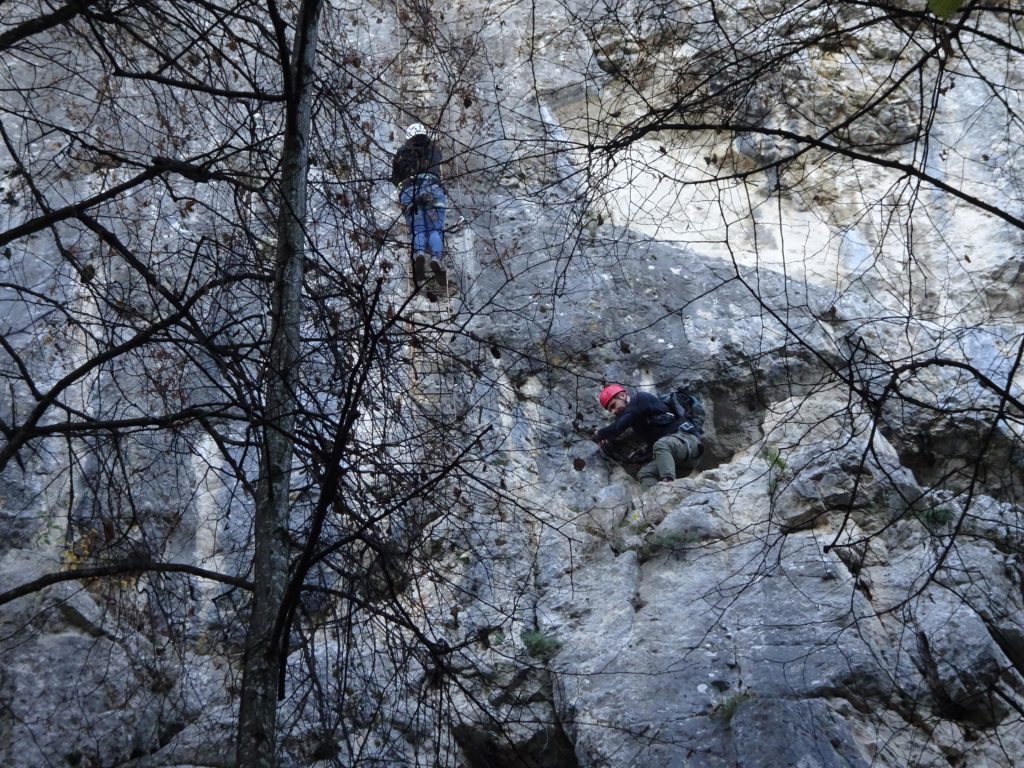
235, 0, 324, 764
1, 0, 569, 764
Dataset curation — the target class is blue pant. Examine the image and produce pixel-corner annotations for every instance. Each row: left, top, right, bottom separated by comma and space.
399, 177, 446, 259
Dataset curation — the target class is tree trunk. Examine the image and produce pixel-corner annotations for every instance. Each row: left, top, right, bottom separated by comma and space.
235, 1, 323, 765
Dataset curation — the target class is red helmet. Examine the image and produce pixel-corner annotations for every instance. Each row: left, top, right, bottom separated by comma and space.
598, 384, 626, 410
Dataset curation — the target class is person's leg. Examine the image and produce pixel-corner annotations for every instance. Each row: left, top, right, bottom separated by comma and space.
652, 433, 699, 480
676, 432, 702, 474
637, 460, 662, 488
411, 248, 426, 285
409, 210, 428, 287
425, 206, 446, 262
402, 183, 429, 254
424, 182, 447, 266
400, 186, 428, 287
410, 207, 429, 254
651, 436, 679, 480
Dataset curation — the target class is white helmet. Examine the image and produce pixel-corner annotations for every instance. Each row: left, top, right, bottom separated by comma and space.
406, 122, 428, 140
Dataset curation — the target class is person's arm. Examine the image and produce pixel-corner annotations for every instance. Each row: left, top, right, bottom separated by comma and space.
598, 393, 671, 443
390, 151, 404, 187
427, 142, 443, 177
596, 409, 638, 443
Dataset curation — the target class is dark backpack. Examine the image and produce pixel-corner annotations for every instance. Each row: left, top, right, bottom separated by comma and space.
391, 135, 436, 186
661, 389, 705, 436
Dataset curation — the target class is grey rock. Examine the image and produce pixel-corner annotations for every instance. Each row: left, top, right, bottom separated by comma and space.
730, 697, 870, 768
915, 590, 1015, 727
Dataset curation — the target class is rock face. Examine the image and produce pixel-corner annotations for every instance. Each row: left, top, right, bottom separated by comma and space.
2, 1, 1024, 767
539, 393, 1024, 767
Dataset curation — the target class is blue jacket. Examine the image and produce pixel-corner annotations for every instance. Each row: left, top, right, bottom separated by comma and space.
596, 391, 681, 447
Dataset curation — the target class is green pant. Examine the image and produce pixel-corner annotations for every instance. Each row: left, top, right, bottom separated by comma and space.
638, 432, 701, 488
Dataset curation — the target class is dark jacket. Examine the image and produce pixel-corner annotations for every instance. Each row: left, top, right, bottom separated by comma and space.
596, 391, 682, 447
391, 135, 443, 190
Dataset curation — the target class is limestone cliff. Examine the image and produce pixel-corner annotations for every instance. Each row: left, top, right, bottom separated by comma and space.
1, 1, 1022, 767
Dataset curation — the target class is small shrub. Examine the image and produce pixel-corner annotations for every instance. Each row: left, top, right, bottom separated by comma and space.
521, 629, 562, 662
640, 530, 699, 559
762, 446, 787, 499
917, 504, 955, 531
712, 692, 753, 725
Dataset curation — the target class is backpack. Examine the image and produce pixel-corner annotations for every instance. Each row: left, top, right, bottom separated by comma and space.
391, 135, 435, 186
660, 389, 705, 436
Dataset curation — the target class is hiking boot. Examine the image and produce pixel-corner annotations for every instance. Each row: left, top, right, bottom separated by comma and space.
428, 257, 447, 284
412, 253, 427, 286
660, 475, 675, 483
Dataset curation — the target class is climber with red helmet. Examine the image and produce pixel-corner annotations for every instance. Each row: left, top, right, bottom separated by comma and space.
595, 384, 701, 487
